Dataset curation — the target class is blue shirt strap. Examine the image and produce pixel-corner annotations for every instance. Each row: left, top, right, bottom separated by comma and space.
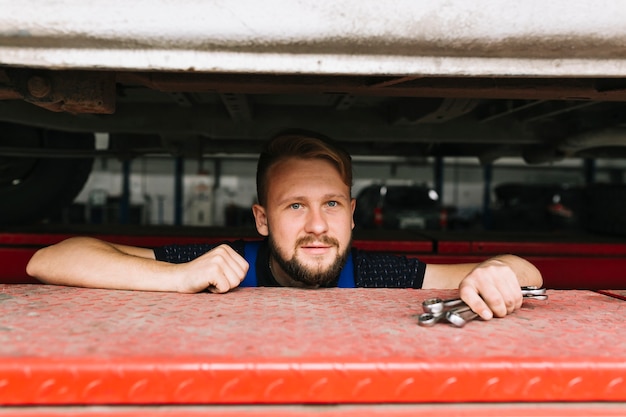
337, 251, 355, 288
241, 240, 261, 287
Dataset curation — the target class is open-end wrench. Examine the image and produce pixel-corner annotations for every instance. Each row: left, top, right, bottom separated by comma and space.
521, 286, 548, 300
421, 287, 546, 317
446, 289, 549, 327
418, 304, 472, 327
419, 286, 548, 327
421, 297, 466, 316
446, 307, 479, 327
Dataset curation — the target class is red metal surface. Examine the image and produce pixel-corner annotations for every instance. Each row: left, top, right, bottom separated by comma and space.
1, 285, 626, 407
0, 248, 39, 284
2, 404, 626, 417
352, 239, 432, 253
438, 239, 626, 256
596, 289, 626, 301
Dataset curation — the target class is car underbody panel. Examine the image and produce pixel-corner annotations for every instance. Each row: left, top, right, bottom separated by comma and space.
1, 0, 626, 162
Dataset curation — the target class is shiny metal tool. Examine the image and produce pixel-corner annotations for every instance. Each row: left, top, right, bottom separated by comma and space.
419, 286, 548, 327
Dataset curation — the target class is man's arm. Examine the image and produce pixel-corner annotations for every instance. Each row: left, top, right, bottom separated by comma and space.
26, 237, 249, 293
422, 254, 543, 320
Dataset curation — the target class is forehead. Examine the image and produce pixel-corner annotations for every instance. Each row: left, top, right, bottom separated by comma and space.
266, 157, 349, 199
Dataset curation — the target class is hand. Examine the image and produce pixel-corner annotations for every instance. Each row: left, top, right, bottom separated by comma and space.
176, 244, 249, 293
458, 257, 524, 320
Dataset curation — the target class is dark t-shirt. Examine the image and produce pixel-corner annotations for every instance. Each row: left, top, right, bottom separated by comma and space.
153, 239, 425, 288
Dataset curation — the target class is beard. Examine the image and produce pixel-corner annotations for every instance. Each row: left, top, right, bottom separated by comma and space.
268, 234, 350, 287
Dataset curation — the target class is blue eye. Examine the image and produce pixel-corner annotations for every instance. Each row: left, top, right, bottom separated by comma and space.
328, 201, 337, 207
290, 203, 301, 210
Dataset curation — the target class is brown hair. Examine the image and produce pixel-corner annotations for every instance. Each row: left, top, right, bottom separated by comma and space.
256, 130, 353, 206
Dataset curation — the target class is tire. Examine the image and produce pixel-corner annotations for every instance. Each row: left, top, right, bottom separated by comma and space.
0, 124, 94, 226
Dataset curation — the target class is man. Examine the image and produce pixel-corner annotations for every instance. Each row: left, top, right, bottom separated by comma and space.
27, 131, 543, 320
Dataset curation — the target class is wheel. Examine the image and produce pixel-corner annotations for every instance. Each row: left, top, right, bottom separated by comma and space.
0, 123, 94, 226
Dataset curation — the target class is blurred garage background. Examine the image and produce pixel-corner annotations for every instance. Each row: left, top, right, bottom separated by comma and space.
48, 132, 626, 237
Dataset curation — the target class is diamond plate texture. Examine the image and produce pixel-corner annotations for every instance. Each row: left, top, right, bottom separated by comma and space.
3, 404, 626, 417
1, 285, 626, 405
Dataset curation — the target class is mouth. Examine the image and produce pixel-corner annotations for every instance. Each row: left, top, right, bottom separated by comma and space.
300, 244, 333, 256
296, 235, 340, 258
300, 242, 334, 256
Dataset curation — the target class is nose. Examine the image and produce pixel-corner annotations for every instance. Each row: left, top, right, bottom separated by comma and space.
304, 206, 329, 235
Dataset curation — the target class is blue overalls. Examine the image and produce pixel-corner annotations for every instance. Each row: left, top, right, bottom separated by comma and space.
240, 241, 355, 288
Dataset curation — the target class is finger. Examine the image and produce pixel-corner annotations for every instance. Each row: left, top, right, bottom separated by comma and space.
205, 264, 245, 293
213, 245, 250, 283
505, 289, 523, 314
197, 247, 246, 290
459, 285, 493, 320
207, 277, 233, 293
498, 273, 524, 313
226, 247, 250, 283
463, 261, 523, 317
191, 259, 243, 294
223, 263, 247, 288
206, 267, 245, 293
477, 286, 508, 318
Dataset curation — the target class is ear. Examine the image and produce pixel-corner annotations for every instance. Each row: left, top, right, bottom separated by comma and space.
350, 198, 356, 230
252, 204, 269, 236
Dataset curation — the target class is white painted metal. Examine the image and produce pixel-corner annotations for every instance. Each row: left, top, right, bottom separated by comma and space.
1, 0, 626, 76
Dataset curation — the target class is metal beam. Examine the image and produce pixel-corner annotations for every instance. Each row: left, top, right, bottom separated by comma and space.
2, 0, 626, 77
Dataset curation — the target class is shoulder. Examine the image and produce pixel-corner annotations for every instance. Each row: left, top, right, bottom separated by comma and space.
353, 248, 419, 265
154, 239, 246, 263
352, 248, 426, 288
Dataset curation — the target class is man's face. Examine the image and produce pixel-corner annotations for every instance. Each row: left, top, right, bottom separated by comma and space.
253, 157, 355, 286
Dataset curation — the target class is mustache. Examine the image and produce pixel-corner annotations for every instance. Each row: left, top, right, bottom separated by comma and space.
296, 235, 339, 247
